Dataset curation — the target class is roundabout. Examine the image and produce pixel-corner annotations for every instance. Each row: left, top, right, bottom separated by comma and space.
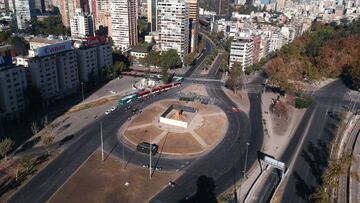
120, 99, 228, 157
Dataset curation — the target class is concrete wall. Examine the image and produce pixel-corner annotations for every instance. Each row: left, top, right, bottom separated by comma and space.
159, 117, 188, 128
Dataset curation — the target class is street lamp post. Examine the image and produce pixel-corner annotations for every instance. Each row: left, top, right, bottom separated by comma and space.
100, 120, 104, 161
243, 142, 250, 180
146, 130, 151, 180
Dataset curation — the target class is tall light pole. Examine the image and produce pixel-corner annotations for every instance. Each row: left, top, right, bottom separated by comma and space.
243, 142, 250, 180
81, 82, 84, 101
100, 120, 104, 161
148, 130, 151, 180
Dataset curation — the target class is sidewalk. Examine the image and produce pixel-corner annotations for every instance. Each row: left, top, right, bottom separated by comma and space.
222, 92, 306, 202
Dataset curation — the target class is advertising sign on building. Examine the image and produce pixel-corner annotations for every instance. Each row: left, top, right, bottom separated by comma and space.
0, 56, 13, 67
36, 41, 72, 57
85, 36, 107, 47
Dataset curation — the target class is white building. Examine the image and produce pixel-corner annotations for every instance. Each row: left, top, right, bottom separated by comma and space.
70, 9, 95, 38
269, 32, 284, 52
111, 0, 138, 51
74, 36, 113, 82
230, 37, 253, 71
14, 0, 36, 30
16, 38, 79, 100
158, 0, 189, 60
0, 64, 27, 119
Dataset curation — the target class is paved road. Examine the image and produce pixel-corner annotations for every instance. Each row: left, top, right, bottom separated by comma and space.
7, 36, 261, 203
151, 50, 264, 202
350, 129, 360, 203
279, 81, 354, 203
338, 119, 360, 203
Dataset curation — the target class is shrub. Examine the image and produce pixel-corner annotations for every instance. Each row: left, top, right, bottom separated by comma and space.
295, 96, 313, 109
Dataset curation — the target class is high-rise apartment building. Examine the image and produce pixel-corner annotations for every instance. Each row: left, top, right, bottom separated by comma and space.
95, 0, 112, 35
70, 9, 95, 38
16, 38, 79, 100
230, 36, 253, 71
111, 0, 138, 51
189, 0, 199, 53
0, 64, 27, 119
158, 0, 189, 60
59, 0, 75, 27
147, 0, 157, 31
59, 0, 89, 28
14, 0, 36, 30
73, 36, 113, 82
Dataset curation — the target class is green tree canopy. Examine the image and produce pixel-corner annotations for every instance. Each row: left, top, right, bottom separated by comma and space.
160, 49, 182, 69
226, 62, 243, 93
184, 52, 196, 66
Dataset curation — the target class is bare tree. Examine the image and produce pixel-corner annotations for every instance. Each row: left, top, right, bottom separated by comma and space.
19, 155, 34, 173
42, 133, 54, 155
30, 121, 39, 135
0, 137, 14, 161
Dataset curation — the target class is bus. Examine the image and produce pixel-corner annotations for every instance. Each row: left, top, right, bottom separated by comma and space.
136, 142, 159, 155
118, 93, 138, 106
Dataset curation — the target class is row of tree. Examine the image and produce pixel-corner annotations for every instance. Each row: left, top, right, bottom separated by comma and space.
266, 19, 360, 93
139, 49, 182, 83
26, 16, 69, 36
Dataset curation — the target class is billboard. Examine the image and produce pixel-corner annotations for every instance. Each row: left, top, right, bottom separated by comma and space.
0, 56, 13, 67
36, 41, 72, 57
84, 36, 107, 47
264, 156, 286, 171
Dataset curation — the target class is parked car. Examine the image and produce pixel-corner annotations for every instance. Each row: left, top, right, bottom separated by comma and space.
105, 110, 111, 115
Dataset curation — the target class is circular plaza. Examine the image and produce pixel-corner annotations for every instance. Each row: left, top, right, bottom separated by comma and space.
119, 99, 228, 157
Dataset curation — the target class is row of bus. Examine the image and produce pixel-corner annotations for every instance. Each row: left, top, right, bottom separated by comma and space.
118, 81, 182, 106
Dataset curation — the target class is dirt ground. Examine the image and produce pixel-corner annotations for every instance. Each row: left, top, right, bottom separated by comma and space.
125, 126, 164, 145
131, 106, 165, 126
49, 151, 181, 203
157, 132, 203, 154
195, 116, 226, 145
180, 85, 209, 97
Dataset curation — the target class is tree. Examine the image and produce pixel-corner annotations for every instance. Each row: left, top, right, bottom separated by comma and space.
42, 134, 54, 155
184, 52, 196, 67
342, 59, 360, 90
30, 121, 39, 135
160, 49, 182, 69
161, 66, 169, 84
114, 61, 126, 76
0, 138, 14, 161
199, 36, 206, 52
226, 62, 243, 93
141, 50, 160, 67
19, 155, 35, 173
272, 101, 288, 119
220, 58, 229, 72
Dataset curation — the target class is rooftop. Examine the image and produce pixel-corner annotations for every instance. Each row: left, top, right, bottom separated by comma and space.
28, 37, 64, 45
130, 45, 150, 53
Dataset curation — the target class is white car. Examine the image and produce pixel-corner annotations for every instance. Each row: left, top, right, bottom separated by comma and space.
110, 106, 117, 111
110, 90, 117, 94
105, 110, 111, 115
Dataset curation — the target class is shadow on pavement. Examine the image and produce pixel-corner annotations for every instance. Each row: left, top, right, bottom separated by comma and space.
58, 134, 74, 146
293, 171, 315, 201
179, 175, 218, 203
152, 134, 168, 176
18, 136, 41, 152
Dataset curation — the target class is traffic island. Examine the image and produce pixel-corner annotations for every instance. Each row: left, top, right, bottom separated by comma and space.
121, 99, 228, 157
